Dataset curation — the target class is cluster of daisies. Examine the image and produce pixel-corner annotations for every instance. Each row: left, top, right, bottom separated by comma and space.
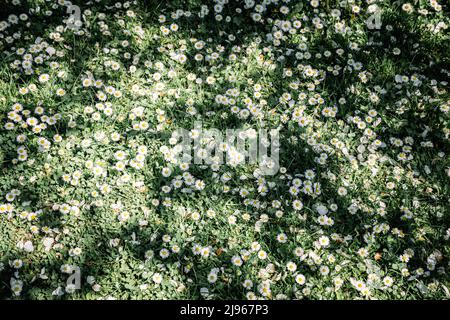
0, 0, 449, 300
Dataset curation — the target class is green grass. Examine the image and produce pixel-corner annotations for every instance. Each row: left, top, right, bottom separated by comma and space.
0, 0, 449, 300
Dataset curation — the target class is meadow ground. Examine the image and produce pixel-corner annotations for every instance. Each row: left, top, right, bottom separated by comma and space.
0, 0, 449, 300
